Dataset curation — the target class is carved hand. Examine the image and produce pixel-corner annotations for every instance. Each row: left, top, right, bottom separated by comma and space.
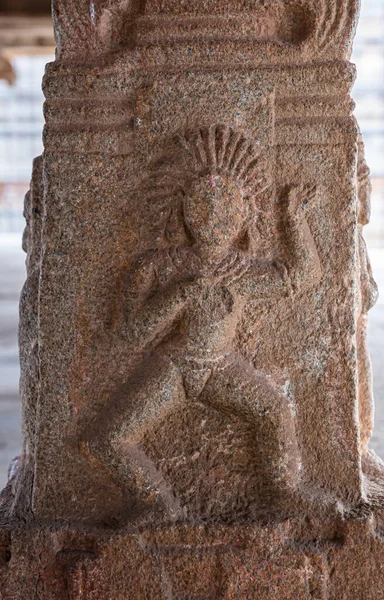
287, 184, 317, 217
214, 253, 251, 287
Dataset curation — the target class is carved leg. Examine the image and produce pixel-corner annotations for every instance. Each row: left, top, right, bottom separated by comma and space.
198, 357, 300, 500
83, 351, 186, 517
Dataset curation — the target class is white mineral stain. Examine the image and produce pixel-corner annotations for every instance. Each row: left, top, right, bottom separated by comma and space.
90, 2, 96, 22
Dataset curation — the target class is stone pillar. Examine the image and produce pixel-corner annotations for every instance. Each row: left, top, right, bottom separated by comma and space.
0, 14, 55, 84
1, 1, 384, 598
0, 55, 15, 84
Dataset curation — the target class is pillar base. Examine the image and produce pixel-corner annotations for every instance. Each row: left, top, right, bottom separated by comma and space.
1, 514, 384, 599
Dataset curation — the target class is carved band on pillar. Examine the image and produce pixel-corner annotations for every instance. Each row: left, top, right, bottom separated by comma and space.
2, 1, 384, 599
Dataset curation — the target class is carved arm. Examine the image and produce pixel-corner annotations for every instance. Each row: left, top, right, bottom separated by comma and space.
230, 185, 322, 299
122, 278, 193, 352
283, 185, 322, 294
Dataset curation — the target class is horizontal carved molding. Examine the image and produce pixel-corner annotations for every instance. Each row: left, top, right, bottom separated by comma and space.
42, 57, 357, 155
43, 116, 356, 155
276, 96, 355, 120
43, 62, 356, 100
43, 127, 135, 155
44, 95, 354, 132
135, 11, 312, 46
52, 0, 359, 62
44, 98, 135, 128
275, 116, 357, 146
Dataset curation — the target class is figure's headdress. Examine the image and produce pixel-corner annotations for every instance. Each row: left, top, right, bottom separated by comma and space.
137, 125, 268, 251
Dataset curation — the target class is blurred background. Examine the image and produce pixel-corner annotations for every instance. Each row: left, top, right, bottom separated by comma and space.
0, 1, 383, 488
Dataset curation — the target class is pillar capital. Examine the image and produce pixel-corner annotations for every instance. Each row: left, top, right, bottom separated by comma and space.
53, 0, 360, 63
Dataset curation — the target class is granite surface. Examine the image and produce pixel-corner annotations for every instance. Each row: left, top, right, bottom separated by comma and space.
2, 1, 384, 597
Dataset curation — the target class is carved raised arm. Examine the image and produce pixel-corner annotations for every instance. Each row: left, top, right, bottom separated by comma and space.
284, 185, 322, 294
230, 185, 322, 299
121, 278, 194, 353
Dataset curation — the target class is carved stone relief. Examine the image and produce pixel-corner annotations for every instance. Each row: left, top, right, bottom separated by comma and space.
52, 0, 360, 63
78, 126, 322, 522
2, 1, 384, 598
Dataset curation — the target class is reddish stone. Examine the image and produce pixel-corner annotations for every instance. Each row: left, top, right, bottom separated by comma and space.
1, 1, 384, 597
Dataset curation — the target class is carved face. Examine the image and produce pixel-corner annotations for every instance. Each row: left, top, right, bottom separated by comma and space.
183, 175, 245, 248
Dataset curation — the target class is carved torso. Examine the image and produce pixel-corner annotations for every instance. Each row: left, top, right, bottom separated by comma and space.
176, 283, 242, 364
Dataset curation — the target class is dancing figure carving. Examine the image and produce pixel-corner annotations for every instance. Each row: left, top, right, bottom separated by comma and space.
83, 126, 322, 521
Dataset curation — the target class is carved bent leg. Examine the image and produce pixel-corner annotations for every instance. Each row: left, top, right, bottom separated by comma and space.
84, 351, 300, 519
198, 357, 300, 500
84, 351, 186, 517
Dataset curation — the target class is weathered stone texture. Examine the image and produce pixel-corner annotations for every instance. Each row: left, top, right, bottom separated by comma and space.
2, 520, 384, 599
1, 0, 384, 598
